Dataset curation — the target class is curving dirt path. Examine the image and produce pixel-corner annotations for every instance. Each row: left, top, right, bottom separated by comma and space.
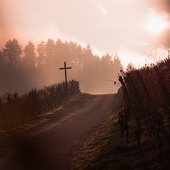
0, 94, 116, 170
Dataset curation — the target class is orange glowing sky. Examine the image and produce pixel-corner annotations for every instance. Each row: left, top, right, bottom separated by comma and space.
1, 0, 170, 67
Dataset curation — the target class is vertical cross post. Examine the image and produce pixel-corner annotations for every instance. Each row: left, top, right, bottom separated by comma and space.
59, 62, 72, 99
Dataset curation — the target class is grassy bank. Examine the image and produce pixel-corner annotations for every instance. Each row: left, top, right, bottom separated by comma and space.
72, 109, 170, 170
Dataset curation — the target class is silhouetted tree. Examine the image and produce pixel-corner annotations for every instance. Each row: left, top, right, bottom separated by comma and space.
82, 44, 94, 72
55, 39, 70, 66
45, 39, 55, 65
22, 41, 36, 69
37, 41, 46, 67
0, 50, 3, 64
101, 53, 113, 74
2, 39, 22, 67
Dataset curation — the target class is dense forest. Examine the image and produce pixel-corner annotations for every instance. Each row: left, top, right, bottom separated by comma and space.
0, 39, 123, 95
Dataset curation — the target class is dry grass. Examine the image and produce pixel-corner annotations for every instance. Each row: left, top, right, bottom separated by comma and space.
0, 93, 91, 140
71, 110, 170, 170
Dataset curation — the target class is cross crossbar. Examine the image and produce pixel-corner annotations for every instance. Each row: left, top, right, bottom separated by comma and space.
59, 62, 72, 99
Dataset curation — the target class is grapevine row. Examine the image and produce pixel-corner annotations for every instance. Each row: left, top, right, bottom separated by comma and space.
118, 57, 170, 160
0, 80, 80, 129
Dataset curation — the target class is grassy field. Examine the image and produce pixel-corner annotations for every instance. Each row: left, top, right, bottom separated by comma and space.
71, 108, 170, 170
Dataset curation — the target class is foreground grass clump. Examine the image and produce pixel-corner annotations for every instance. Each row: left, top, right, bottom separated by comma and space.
72, 110, 170, 170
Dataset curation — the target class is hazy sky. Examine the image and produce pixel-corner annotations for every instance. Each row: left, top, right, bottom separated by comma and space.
1, 0, 170, 66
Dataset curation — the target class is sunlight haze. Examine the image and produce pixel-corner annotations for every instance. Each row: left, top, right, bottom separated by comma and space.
0, 0, 170, 67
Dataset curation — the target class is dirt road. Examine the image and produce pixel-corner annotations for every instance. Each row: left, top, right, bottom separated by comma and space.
0, 94, 116, 170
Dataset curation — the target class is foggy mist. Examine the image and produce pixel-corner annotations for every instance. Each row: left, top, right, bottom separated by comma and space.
0, 0, 170, 95
0, 39, 122, 95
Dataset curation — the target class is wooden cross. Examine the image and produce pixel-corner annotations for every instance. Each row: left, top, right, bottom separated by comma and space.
59, 62, 72, 99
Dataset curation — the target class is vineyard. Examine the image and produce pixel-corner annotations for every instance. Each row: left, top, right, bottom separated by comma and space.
118, 57, 170, 160
0, 80, 80, 130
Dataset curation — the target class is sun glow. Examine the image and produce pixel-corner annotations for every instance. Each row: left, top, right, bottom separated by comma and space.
145, 11, 169, 35
117, 49, 155, 69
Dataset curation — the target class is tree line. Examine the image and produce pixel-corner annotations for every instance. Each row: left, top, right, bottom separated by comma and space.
0, 38, 123, 95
